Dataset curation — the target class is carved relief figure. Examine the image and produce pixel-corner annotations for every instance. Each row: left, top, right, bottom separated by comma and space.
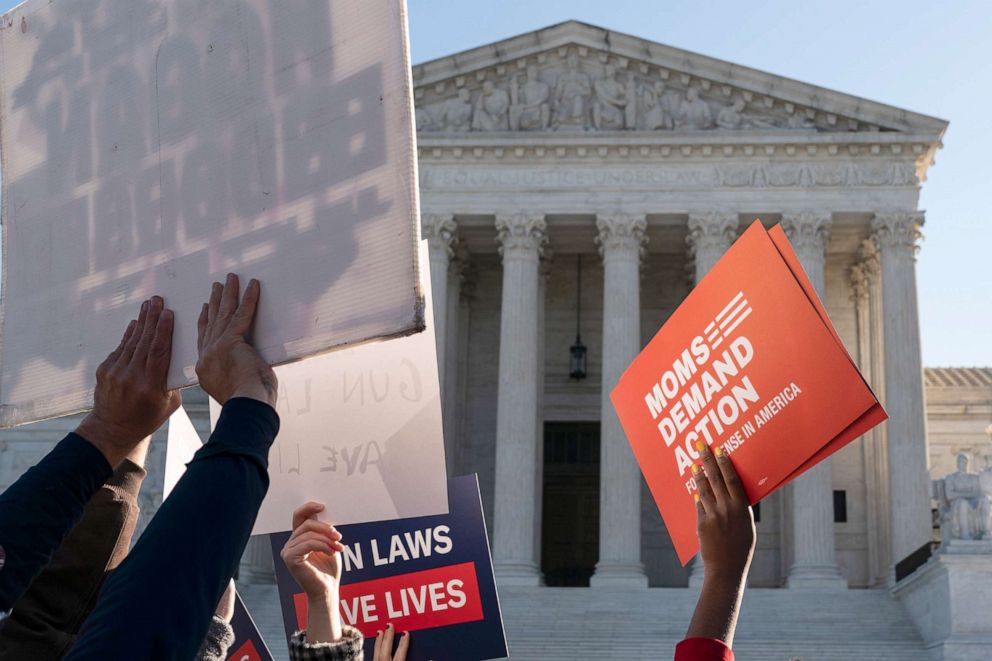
592, 65, 630, 130
440, 87, 473, 132
640, 80, 673, 130
933, 453, 992, 540
472, 80, 510, 131
554, 53, 592, 129
676, 87, 713, 130
510, 65, 551, 130
716, 98, 747, 130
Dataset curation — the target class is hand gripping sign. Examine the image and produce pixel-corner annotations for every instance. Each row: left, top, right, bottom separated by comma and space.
0, 0, 423, 426
611, 220, 887, 565
269, 475, 508, 661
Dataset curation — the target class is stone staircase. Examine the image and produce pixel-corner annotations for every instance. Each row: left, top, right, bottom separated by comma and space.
239, 584, 930, 660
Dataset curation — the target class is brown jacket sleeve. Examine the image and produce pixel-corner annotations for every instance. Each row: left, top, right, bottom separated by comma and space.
0, 459, 145, 661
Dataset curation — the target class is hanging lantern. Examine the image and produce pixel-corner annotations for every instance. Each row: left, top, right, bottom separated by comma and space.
570, 254, 587, 380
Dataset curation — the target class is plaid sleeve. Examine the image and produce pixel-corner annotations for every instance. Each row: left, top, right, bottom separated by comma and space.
289, 625, 364, 661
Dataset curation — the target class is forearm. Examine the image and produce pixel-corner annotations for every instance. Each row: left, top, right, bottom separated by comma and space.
306, 593, 344, 644
0, 458, 146, 657
66, 399, 279, 660
685, 572, 747, 647
0, 433, 112, 611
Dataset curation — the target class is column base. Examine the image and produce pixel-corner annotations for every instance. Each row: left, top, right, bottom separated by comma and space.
785, 563, 848, 590
590, 562, 648, 588
495, 562, 543, 587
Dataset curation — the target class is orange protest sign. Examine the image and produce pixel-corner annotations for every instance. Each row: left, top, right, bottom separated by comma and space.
610, 220, 886, 565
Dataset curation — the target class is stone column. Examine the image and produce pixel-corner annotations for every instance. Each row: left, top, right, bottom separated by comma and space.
422, 213, 458, 397
239, 536, 275, 584
492, 212, 547, 585
533, 254, 552, 572
685, 212, 739, 587
851, 239, 890, 587
591, 213, 649, 588
871, 211, 932, 575
443, 249, 466, 474
782, 211, 847, 589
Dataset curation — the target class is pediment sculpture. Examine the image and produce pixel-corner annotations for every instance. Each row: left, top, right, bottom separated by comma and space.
416, 52, 833, 134
932, 453, 992, 541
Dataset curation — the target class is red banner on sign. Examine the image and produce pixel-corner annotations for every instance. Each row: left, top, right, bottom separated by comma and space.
292, 562, 485, 637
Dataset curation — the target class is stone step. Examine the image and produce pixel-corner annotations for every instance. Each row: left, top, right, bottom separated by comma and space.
238, 583, 929, 661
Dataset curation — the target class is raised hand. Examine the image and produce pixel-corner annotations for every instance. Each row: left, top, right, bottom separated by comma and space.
195, 274, 277, 407
75, 296, 182, 467
280, 502, 345, 643
686, 441, 756, 647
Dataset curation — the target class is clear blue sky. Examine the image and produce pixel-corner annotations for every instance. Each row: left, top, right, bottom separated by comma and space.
0, 0, 986, 366
406, 0, 991, 367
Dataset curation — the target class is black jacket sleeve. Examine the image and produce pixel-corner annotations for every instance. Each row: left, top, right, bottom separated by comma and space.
65, 398, 279, 661
0, 433, 113, 612
0, 458, 145, 660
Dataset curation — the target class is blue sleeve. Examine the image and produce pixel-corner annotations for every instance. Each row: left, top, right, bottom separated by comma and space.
0, 433, 112, 611
66, 398, 279, 661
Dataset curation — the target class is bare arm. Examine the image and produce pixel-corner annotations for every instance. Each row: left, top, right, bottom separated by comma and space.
685, 442, 755, 647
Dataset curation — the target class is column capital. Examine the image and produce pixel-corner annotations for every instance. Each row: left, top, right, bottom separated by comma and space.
495, 213, 548, 259
422, 213, 459, 258
595, 213, 648, 260
781, 211, 832, 253
871, 211, 924, 257
850, 239, 881, 303
685, 211, 739, 257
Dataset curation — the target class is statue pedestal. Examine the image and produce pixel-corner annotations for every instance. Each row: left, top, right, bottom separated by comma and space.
892, 540, 992, 660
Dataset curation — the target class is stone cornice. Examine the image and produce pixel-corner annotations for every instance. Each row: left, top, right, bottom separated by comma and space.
412, 21, 948, 138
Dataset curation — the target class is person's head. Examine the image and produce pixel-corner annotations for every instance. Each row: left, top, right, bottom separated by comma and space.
654, 80, 666, 94
567, 52, 579, 70
734, 98, 746, 112
482, 80, 494, 94
458, 87, 470, 102
527, 65, 539, 81
687, 87, 699, 101
605, 64, 616, 78
958, 453, 969, 472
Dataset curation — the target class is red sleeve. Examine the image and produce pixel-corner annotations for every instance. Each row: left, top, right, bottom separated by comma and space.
674, 638, 734, 661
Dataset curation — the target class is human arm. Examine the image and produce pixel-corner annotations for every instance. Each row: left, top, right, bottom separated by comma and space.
0, 445, 148, 659
0, 298, 179, 612
195, 580, 237, 661
66, 274, 279, 660
676, 441, 755, 661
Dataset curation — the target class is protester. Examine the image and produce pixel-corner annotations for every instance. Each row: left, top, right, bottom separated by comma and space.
0, 296, 181, 614
675, 440, 756, 661
280, 501, 410, 661
65, 274, 280, 659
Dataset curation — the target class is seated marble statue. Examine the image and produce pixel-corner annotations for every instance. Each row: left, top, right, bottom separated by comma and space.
933, 453, 992, 541
592, 65, 628, 130
472, 80, 510, 131
510, 66, 550, 130
676, 87, 713, 130
440, 88, 473, 132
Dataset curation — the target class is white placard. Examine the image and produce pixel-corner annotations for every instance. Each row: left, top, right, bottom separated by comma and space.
211, 242, 448, 534
163, 405, 203, 499
0, 0, 423, 427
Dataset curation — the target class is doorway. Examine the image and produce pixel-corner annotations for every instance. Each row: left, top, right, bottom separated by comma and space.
541, 422, 600, 587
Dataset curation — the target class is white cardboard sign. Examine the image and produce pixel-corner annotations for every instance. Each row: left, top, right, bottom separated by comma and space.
163, 404, 203, 499
0, 0, 423, 427
209, 242, 448, 534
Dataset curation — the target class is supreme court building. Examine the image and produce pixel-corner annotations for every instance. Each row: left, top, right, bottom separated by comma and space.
4, 20, 989, 661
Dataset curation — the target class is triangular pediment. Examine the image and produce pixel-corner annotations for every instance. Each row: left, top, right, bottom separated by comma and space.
413, 21, 947, 138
